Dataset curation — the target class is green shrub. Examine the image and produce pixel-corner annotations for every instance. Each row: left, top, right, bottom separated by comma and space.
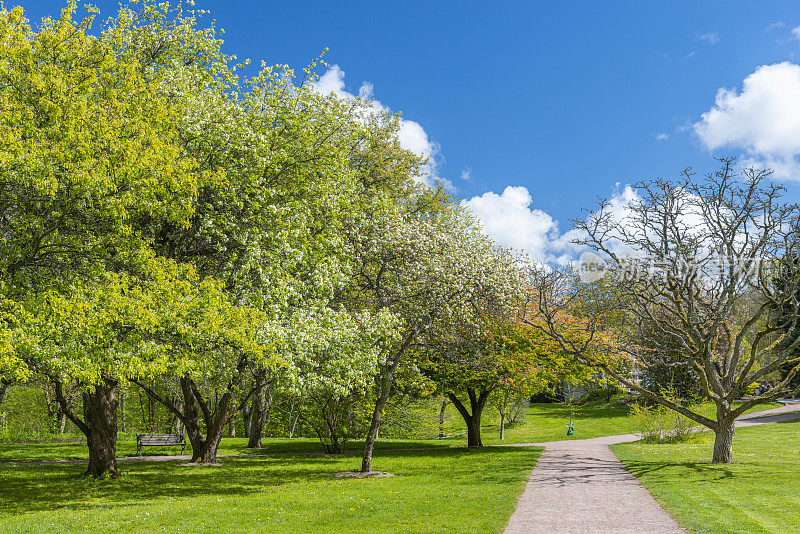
631, 395, 701, 444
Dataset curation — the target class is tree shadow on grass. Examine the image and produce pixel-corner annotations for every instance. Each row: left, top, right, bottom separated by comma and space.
624, 460, 736, 482
0, 457, 347, 516
0, 446, 541, 516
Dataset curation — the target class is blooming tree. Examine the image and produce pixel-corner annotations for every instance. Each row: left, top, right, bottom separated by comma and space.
525, 159, 800, 463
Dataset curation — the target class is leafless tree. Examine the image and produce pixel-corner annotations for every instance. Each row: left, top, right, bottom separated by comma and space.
522, 158, 800, 463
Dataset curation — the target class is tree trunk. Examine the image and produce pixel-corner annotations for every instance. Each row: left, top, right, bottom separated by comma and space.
361, 332, 415, 473
180, 377, 207, 461
59, 412, 67, 434
439, 398, 448, 438
0, 380, 8, 430
242, 399, 251, 438
449, 388, 490, 448
135, 369, 249, 465
120, 390, 126, 434
194, 427, 225, 463
81, 379, 120, 478
53, 378, 119, 478
361, 382, 392, 472
288, 403, 299, 438
499, 413, 505, 440
191, 380, 235, 464
328, 434, 343, 454
466, 412, 482, 447
713, 408, 735, 463
247, 372, 268, 449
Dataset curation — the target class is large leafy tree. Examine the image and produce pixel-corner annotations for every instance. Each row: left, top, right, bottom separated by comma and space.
423, 317, 576, 447
344, 194, 522, 469
20, 259, 264, 474
102, 1, 413, 463
0, 4, 200, 476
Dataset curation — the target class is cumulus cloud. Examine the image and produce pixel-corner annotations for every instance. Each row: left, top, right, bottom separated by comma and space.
694, 62, 800, 180
459, 184, 640, 266
460, 167, 472, 181
461, 186, 558, 262
311, 65, 449, 189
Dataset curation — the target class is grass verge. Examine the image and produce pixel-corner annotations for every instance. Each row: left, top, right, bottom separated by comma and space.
611, 419, 800, 533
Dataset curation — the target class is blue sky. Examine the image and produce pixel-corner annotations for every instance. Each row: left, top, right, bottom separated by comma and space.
17, 1, 800, 260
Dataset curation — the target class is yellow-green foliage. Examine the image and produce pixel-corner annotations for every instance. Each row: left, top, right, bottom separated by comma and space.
0, 3, 204, 384
630, 399, 699, 444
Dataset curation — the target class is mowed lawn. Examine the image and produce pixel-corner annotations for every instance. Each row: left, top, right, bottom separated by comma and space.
612, 419, 800, 534
0, 446, 541, 533
468, 401, 779, 445
0, 401, 639, 463
0, 400, 780, 463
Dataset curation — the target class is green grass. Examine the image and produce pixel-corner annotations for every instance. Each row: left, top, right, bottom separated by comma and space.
484, 402, 640, 444
0, 400, 780, 462
464, 400, 780, 446
408, 399, 646, 445
0, 446, 541, 533
611, 419, 800, 533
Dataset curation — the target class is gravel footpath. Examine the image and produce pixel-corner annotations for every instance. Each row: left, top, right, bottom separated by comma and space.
503, 403, 800, 534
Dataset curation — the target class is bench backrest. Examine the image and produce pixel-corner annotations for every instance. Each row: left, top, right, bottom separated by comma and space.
137, 434, 185, 446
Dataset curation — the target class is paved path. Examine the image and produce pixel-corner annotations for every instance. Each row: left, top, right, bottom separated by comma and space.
504, 403, 800, 534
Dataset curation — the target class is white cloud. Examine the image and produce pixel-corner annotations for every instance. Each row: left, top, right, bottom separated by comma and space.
460, 185, 640, 265
461, 186, 558, 262
460, 167, 472, 181
463, 181, 740, 278
792, 25, 800, 41
656, 132, 669, 141
694, 62, 800, 179
698, 32, 719, 44
312, 65, 449, 189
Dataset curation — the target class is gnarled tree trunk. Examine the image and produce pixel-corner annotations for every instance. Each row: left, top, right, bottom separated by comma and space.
83, 381, 120, 477
54, 377, 120, 478
713, 405, 735, 463
181, 376, 233, 464
134, 360, 253, 464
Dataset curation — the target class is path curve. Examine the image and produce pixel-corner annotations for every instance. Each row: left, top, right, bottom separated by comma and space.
503, 403, 800, 534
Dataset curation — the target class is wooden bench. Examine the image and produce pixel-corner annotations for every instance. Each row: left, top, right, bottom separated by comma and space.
136, 434, 186, 456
